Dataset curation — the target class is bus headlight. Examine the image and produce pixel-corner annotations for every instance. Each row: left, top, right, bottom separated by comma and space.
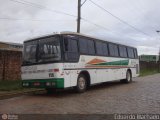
46, 82, 51, 86
23, 83, 29, 86
46, 82, 55, 86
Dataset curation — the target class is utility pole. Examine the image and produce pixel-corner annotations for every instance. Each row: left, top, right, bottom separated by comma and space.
77, 0, 87, 33
77, 0, 81, 33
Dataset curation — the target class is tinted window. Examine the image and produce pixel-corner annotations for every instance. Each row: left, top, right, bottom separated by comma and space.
96, 41, 108, 56
119, 45, 127, 58
102, 43, 108, 56
79, 38, 95, 55
127, 47, 135, 58
64, 38, 78, 52
64, 38, 79, 61
79, 38, 88, 53
134, 49, 138, 58
96, 41, 103, 55
88, 39, 95, 55
109, 43, 119, 57
38, 37, 61, 62
23, 41, 37, 63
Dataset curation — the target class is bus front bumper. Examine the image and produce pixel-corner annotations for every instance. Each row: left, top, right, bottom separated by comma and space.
22, 78, 64, 89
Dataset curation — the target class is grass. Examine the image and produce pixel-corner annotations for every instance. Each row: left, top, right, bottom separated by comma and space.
0, 80, 24, 91
140, 69, 159, 76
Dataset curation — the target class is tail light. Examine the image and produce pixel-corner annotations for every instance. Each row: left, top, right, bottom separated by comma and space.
34, 82, 40, 86
53, 69, 59, 72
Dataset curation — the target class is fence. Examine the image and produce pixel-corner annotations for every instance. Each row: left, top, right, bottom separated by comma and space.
0, 50, 22, 81
140, 61, 160, 72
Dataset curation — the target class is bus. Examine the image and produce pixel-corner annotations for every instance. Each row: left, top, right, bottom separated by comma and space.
21, 32, 139, 93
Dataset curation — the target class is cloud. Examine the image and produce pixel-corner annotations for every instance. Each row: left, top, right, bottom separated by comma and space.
0, 0, 159, 55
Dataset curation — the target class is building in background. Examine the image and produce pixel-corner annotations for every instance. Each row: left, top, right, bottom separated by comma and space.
0, 41, 23, 81
139, 55, 159, 63
0, 41, 23, 51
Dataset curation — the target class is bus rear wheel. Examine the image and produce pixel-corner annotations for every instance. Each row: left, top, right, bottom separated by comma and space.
121, 70, 132, 83
76, 74, 87, 93
125, 70, 132, 83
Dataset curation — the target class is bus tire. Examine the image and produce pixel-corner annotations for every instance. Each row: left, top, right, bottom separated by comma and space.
124, 70, 132, 83
76, 74, 87, 93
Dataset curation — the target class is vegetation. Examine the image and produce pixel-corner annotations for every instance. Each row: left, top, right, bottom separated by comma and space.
140, 69, 159, 76
0, 80, 23, 91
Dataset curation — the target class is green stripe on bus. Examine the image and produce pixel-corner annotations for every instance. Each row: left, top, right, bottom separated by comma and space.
22, 78, 64, 88
94, 60, 129, 66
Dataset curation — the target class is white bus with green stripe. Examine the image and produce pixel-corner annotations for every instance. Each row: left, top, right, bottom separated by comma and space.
21, 32, 139, 93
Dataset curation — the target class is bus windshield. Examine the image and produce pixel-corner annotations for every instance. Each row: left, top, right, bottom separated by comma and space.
23, 36, 61, 65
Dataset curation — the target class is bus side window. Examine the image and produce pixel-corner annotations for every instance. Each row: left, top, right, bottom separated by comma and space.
102, 43, 109, 56
96, 41, 103, 55
87, 39, 95, 55
119, 45, 127, 58
79, 37, 95, 55
109, 43, 119, 57
64, 38, 69, 51
127, 47, 135, 58
64, 38, 78, 52
96, 41, 108, 56
134, 49, 138, 58
64, 37, 79, 62
79, 38, 88, 54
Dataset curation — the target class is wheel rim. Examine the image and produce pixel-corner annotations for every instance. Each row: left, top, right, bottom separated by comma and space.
78, 77, 86, 89
127, 72, 131, 82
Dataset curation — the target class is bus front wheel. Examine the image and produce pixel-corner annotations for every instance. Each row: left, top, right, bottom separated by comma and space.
76, 74, 87, 93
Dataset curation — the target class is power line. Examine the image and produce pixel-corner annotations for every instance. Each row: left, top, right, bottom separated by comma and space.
0, 17, 113, 32
89, 0, 151, 37
0, 17, 75, 22
6, 0, 141, 38
81, 0, 87, 7
121, 0, 159, 35
17, 0, 111, 34
7, 0, 113, 33
82, 18, 110, 32
8, 0, 77, 18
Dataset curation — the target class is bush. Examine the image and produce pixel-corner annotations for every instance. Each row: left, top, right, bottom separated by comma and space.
140, 69, 159, 76
0, 80, 23, 91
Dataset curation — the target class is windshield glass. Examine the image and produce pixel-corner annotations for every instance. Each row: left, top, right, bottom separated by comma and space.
23, 36, 61, 65
38, 36, 61, 62
23, 41, 37, 64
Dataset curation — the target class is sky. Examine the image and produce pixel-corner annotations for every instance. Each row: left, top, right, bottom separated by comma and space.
0, 0, 160, 55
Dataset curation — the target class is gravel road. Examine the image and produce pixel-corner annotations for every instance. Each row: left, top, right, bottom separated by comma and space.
0, 74, 160, 114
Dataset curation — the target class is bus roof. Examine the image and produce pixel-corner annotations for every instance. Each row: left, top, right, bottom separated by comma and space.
24, 32, 137, 49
